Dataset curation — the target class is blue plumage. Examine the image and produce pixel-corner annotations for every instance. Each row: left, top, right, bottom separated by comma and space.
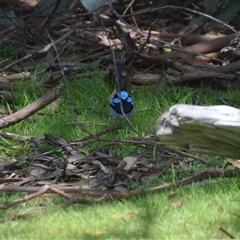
110, 61, 134, 118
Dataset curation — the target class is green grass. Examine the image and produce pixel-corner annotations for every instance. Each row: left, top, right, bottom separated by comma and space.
0, 178, 239, 239
5, 70, 236, 156
1, 64, 240, 239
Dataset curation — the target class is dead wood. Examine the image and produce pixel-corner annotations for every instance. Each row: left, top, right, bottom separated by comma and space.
0, 185, 72, 210
0, 185, 51, 210
137, 51, 219, 69
0, 168, 238, 209
6, 72, 31, 81
147, 33, 229, 46
36, 72, 64, 88
196, 51, 221, 62
0, 27, 77, 72
0, 84, 63, 129
167, 71, 234, 83
1, 3, 239, 88
184, 33, 239, 54
45, 134, 79, 155
212, 60, 240, 73
130, 72, 234, 85
156, 104, 240, 158
0, 81, 19, 92
178, 34, 234, 46
0, 131, 31, 141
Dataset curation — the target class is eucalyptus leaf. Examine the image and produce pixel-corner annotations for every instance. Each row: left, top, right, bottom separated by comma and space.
215, 3, 240, 23
204, 0, 218, 15
0, 10, 20, 32
80, 0, 108, 14
38, 0, 70, 15
0, 11, 19, 26
32, 0, 72, 24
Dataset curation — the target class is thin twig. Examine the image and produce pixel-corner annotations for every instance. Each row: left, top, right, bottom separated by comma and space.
120, 5, 237, 33
219, 226, 236, 239
41, 0, 62, 27
0, 26, 77, 72
106, 1, 229, 64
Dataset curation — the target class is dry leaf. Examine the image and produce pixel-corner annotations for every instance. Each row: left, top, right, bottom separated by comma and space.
78, 178, 91, 189
112, 210, 138, 220
66, 163, 76, 170
29, 167, 47, 177
18, 0, 39, 7
123, 156, 137, 170
180, 161, 192, 171
68, 153, 86, 163
115, 186, 128, 193
171, 200, 183, 209
36, 196, 55, 205
227, 160, 240, 169
87, 230, 107, 236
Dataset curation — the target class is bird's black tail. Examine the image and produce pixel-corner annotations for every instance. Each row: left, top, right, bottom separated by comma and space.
115, 60, 123, 92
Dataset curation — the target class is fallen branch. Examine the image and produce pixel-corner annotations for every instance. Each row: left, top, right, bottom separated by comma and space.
0, 185, 73, 210
45, 134, 78, 156
0, 84, 63, 129
184, 34, 238, 54
0, 185, 51, 210
167, 71, 234, 83
0, 81, 19, 92
130, 72, 234, 85
0, 131, 31, 141
6, 72, 31, 81
0, 168, 238, 209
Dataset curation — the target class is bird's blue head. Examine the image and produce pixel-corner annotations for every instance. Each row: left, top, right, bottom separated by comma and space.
110, 90, 134, 118
110, 61, 134, 119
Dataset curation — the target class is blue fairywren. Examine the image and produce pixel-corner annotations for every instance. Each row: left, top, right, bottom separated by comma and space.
110, 61, 134, 118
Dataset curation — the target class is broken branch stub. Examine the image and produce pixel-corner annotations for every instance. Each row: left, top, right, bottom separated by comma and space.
156, 104, 240, 158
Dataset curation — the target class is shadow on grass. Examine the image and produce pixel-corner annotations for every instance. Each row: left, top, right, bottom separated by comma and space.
1, 178, 240, 239
70, 178, 240, 239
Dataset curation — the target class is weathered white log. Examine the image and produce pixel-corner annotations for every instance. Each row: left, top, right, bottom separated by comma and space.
156, 104, 240, 158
